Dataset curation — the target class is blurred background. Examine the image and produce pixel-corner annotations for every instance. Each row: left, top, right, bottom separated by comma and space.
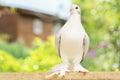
0, 0, 119, 72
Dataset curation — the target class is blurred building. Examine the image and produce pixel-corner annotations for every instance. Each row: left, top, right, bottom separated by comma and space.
0, 0, 72, 46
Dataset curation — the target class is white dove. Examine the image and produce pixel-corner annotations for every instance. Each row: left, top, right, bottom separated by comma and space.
46, 4, 90, 79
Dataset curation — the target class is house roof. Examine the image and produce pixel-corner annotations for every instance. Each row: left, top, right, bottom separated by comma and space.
0, 0, 72, 20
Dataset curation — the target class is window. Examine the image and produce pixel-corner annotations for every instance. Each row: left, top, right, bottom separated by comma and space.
33, 19, 43, 35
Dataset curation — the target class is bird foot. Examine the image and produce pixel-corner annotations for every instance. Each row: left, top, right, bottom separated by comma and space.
73, 64, 89, 72
45, 63, 69, 79
45, 70, 68, 79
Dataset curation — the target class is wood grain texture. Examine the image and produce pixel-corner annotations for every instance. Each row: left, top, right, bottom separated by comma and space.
0, 72, 120, 80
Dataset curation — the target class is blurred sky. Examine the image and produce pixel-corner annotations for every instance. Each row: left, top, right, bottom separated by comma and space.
0, 0, 72, 20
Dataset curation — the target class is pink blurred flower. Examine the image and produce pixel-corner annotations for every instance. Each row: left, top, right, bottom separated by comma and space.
100, 42, 108, 48
88, 50, 96, 57
102, 42, 108, 48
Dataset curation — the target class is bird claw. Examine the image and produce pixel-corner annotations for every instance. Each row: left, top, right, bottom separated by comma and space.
57, 71, 65, 78
75, 70, 89, 73
74, 68, 89, 72
73, 64, 89, 72
45, 71, 59, 79
45, 70, 67, 79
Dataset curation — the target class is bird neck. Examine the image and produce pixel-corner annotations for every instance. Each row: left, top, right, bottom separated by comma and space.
69, 13, 81, 23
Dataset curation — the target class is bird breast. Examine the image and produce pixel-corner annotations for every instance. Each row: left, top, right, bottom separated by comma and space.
60, 26, 85, 55
60, 24, 85, 41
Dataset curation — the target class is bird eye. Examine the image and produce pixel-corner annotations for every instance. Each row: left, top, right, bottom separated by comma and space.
75, 7, 78, 9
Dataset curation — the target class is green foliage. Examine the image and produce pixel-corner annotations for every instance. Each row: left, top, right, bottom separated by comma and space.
73, 0, 120, 70
0, 36, 119, 72
73, 0, 120, 48
82, 43, 118, 71
0, 36, 61, 72
0, 35, 29, 59
23, 36, 61, 72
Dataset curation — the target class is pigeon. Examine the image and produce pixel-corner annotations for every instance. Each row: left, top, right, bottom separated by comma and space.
46, 4, 90, 79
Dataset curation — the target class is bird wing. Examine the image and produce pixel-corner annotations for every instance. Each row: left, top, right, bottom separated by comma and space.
81, 35, 90, 62
55, 31, 61, 57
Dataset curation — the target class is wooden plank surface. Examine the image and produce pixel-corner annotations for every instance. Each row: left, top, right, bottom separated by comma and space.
0, 72, 120, 80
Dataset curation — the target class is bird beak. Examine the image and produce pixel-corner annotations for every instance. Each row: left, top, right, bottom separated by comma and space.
70, 8, 73, 12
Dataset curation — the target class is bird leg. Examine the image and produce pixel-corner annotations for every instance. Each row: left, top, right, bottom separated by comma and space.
73, 54, 89, 72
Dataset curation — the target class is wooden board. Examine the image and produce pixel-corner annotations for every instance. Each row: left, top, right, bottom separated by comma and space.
0, 72, 120, 80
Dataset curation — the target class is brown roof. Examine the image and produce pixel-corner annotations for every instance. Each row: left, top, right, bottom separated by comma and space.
17, 9, 58, 22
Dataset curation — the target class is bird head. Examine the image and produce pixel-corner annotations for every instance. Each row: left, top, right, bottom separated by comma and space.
70, 4, 80, 15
